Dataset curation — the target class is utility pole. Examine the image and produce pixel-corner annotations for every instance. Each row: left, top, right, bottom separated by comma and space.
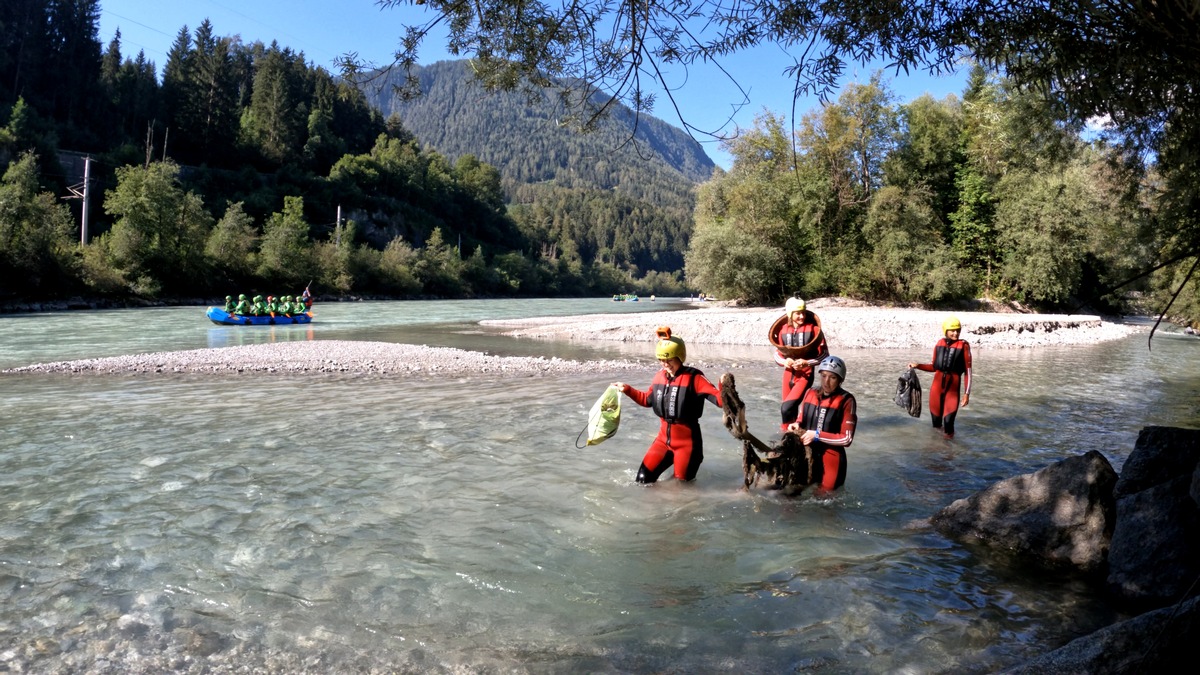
64, 155, 93, 245
335, 204, 342, 246
81, 156, 91, 245
145, 121, 154, 168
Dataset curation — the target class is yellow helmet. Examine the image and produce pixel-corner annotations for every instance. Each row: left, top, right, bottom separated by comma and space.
942, 316, 962, 333
654, 326, 686, 363
785, 297, 806, 314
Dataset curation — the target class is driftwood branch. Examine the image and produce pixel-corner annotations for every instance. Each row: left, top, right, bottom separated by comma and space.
719, 372, 773, 454
720, 372, 815, 492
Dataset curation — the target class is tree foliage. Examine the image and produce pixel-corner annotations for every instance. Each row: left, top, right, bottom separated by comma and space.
102, 161, 212, 294
366, 1, 1200, 316
0, 151, 77, 292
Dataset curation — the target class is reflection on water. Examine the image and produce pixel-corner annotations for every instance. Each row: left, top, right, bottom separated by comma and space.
206, 324, 317, 349
1, 301, 1199, 672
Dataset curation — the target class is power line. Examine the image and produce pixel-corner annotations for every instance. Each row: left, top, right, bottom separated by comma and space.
100, 1, 342, 69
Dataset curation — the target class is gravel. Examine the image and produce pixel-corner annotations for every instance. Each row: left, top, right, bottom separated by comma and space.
482, 299, 1139, 350
1, 340, 643, 376
3, 300, 1139, 376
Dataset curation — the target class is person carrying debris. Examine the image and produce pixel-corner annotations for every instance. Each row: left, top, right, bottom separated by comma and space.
908, 317, 972, 439
612, 327, 723, 484
786, 355, 857, 493
773, 297, 829, 432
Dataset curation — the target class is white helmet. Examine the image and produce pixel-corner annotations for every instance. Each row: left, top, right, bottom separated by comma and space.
816, 355, 847, 381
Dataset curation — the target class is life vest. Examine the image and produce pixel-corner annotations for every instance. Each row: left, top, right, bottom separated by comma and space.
780, 317, 818, 348
800, 389, 853, 436
934, 339, 968, 374
649, 366, 706, 423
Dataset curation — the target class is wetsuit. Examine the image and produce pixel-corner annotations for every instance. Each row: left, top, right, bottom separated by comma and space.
914, 337, 972, 437
623, 366, 722, 483
774, 314, 829, 431
798, 386, 857, 491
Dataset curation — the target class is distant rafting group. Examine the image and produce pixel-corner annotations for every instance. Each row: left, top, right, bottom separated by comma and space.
207, 287, 316, 325
222, 289, 312, 317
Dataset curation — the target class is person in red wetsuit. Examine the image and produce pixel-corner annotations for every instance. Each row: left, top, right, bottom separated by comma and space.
774, 297, 829, 432
909, 316, 972, 438
612, 327, 723, 483
787, 355, 857, 493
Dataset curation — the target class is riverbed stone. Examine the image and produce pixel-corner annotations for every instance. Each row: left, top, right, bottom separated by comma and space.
1113, 426, 1200, 499
1107, 473, 1200, 608
999, 594, 1200, 674
930, 451, 1117, 573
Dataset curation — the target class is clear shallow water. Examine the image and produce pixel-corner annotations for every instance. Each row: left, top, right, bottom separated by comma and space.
0, 297, 693, 369
2, 301, 1199, 673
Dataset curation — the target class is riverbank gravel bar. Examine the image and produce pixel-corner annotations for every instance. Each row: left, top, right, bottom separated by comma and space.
3, 300, 1139, 376
481, 299, 1138, 350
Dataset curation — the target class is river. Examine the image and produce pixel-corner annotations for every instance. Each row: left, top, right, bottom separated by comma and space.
1, 299, 1198, 673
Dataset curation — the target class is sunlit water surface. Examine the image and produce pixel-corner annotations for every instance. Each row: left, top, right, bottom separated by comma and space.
2, 300, 1199, 673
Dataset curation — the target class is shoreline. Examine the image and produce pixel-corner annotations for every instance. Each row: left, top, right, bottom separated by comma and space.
482, 298, 1141, 350
2, 300, 1142, 376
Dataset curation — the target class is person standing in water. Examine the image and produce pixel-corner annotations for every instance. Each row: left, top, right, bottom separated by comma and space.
787, 356, 857, 493
774, 297, 829, 432
612, 327, 724, 484
909, 317, 973, 438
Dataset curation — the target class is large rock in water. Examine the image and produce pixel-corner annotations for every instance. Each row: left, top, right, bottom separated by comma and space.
1112, 426, 1200, 499
1107, 475, 1200, 607
998, 594, 1200, 674
930, 451, 1117, 573
1106, 426, 1200, 608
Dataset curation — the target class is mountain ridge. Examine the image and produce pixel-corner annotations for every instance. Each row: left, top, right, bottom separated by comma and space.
356, 60, 715, 274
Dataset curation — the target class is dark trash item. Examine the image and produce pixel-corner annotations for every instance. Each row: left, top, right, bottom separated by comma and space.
895, 368, 922, 418
720, 372, 815, 493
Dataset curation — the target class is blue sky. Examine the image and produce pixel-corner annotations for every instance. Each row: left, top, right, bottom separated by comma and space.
98, 0, 970, 169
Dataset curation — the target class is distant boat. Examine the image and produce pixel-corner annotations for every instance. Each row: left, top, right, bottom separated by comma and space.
206, 306, 313, 325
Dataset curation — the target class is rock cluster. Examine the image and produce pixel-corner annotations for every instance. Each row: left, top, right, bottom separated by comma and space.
931, 426, 1200, 672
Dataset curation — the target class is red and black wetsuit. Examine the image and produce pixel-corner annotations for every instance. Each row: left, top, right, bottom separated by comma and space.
774, 313, 829, 431
623, 366, 722, 483
798, 386, 857, 491
914, 337, 972, 437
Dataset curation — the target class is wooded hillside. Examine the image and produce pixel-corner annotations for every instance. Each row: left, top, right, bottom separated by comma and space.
361, 60, 715, 275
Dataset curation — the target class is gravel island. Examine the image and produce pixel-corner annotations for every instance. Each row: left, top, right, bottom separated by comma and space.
482, 299, 1138, 350
3, 300, 1139, 376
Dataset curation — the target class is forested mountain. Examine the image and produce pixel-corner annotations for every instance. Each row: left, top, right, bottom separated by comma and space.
360, 60, 716, 274
1, 3, 696, 304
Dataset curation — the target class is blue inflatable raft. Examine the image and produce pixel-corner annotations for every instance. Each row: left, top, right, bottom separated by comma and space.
207, 306, 313, 325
